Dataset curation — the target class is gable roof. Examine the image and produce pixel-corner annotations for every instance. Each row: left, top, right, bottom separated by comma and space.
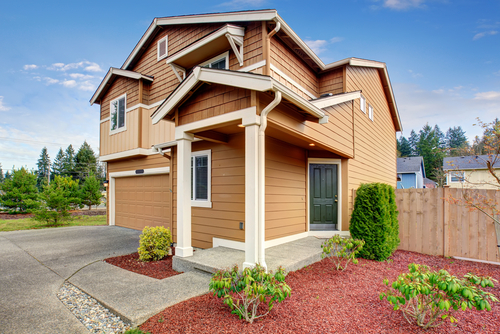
443, 155, 500, 171
397, 156, 425, 177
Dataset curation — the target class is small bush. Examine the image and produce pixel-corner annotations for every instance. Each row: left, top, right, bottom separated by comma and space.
138, 226, 172, 261
124, 329, 150, 334
321, 235, 365, 271
380, 263, 498, 329
209, 264, 291, 323
349, 183, 399, 261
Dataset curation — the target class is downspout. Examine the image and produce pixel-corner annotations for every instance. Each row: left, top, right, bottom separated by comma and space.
258, 90, 282, 269
264, 20, 281, 76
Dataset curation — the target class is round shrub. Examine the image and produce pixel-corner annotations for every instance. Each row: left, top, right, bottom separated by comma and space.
138, 226, 172, 262
349, 183, 399, 261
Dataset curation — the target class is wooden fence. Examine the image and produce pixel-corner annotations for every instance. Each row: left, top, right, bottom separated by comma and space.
395, 188, 500, 263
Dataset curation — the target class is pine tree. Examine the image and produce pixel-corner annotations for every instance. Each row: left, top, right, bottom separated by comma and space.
4, 170, 11, 180
397, 137, 412, 157
63, 145, 76, 178
0, 167, 39, 213
79, 174, 103, 210
52, 148, 66, 176
408, 130, 419, 156
416, 124, 446, 181
37, 147, 51, 187
0, 163, 4, 183
446, 126, 469, 156
74, 141, 97, 182
434, 125, 446, 149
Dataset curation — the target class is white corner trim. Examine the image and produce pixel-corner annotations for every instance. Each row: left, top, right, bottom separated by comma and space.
270, 64, 317, 100
310, 91, 361, 109
238, 60, 266, 73
100, 117, 110, 124
108, 167, 170, 226
213, 238, 245, 251
99, 148, 156, 162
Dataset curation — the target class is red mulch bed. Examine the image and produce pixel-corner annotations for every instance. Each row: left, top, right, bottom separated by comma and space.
104, 248, 181, 279
140, 250, 500, 334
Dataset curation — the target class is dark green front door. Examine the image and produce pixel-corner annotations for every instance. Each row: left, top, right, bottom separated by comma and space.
310, 164, 338, 231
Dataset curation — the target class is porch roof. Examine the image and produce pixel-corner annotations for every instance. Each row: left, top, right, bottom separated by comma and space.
151, 67, 329, 125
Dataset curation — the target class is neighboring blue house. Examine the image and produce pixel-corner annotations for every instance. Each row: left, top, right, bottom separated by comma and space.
397, 156, 426, 189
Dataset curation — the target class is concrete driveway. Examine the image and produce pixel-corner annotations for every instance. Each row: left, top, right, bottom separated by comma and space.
0, 226, 141, 334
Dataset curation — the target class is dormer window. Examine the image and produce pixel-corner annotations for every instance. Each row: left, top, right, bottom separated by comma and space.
110, 94, 126, 133
157, 36, 168, 61
200, 52, 229, 70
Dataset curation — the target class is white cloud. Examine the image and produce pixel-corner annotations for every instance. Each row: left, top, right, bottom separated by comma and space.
408, 69, 423, 78
84, 62, 103, 72
33, 76, 41, 81
474, 91, 500, 101
44, 77, 59, 85
473, 30, 498, 40
329, 37, 344, 44
61, 80, 77, 88
217, 0, 265, 8
48, 61, 103, 72
69, 73, 94, 80
0, 96, 10, 111
78, 81, 96, 91
383, 0, 425, 10
304, 39, 328, 54
23, 64, 38, 70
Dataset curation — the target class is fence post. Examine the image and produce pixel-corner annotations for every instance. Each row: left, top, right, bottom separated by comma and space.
443, 186, 450, 257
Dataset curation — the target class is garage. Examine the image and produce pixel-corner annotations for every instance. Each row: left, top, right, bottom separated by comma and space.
114, 174, 171, 231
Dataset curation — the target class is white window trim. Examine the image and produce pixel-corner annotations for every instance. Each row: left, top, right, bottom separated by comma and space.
191, 149, 212, 208
449, 171, 465, 183
360, 95, 366, 113
368, 104, 374, 121
306, 158, 342, 232
157, 36, 168, 61
109, 94, 127, 135
199, 51, 229, 70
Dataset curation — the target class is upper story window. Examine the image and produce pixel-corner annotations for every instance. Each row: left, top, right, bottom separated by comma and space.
368, 104, 374, 121
110, 94, 126, 133
360, 95, 366, 113
157, 36, 168, 61
200, 52, 229, 70
191, 150, 212, 208
449, 171, 464, 183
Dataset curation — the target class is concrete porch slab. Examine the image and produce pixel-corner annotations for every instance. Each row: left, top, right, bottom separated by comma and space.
173, 236, 327, 274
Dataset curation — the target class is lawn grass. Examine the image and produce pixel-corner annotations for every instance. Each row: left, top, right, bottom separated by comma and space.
0, 214, 107, 232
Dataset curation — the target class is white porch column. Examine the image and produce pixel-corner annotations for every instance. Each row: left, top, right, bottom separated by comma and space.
243, 123, 259, 268
176, 132, 194, 257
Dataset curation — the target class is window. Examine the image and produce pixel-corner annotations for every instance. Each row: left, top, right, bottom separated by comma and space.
110, 95, 126, 133
200, 52, 229, 70
191, 150, 212, 207
360, 95, 366, 113
450, 171, 464, 183
157, 36, 168, 61
368, 104, 374, 121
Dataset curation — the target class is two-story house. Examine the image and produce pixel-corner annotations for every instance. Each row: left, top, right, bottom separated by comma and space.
91, 9, 402, 269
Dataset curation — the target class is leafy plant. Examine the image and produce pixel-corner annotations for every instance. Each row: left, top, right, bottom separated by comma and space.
0, 167, 39, 213
321, 235, 365, 271
209, 264, 291, 323
124, 329, 150, 334
380, 263, 498, 329
138, 226, 172, 261
349, 183, 399, 261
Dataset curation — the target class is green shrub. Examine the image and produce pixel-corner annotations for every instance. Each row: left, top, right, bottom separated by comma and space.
321, 235, 365, 271
138, 226, 172, 261
209, 264, 291, 323
0, 167, 39, 213
349, 183, 399, 261
124, 329, 150, 334
380, 263, 498, 329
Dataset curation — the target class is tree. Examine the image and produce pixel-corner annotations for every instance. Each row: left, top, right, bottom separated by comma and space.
34, 176, 81, 225
434, 125, 446, 149
36, 147, 51, 187
415, 124, 446, 182
63, 144, 76, 178
408, 130, 419, 156
74, 141, 97, 181
52, 148, 66, 176
79, 174, 102, 210
446, 126, 468, 154
397, 136, 412, 157
0, 167, 39, 213
4, 170, 11, 180
0, 163, 4, 183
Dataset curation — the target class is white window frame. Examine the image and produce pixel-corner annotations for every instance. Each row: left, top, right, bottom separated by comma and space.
449, 171, 465, 183
368, 104, 374, 121
191, 149, 212, 208
157, 36, 168, 61
199, 51, 229, 70
109, 94, 127, 135
360, 95, 366, 113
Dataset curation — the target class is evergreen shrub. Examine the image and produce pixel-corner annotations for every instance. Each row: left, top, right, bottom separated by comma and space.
138, 226, 172, 261
349, 183, 399, 261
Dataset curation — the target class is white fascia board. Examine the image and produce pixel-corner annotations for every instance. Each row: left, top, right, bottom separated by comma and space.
271, 79, 325, 120
310, 91, 361, 109
99, 148, 155, 162
198, 67, 273, 91
166, 25, 245, 65
153, 140, 178, 150
156, 10, 276, 26
121, 18, 158, 70
90, 68, 113, 105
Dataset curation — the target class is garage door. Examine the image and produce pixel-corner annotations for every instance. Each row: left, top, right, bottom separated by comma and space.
115, 174, 171, 231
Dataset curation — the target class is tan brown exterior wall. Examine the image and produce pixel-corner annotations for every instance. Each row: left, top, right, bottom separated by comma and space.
447, 169, 499, 189
265, 137, 307, 240
345, 65, 397, 214
100, 77, 139, 120
178, 84, 251, 126
319, 67, 344, 95
229, 22, 263, 69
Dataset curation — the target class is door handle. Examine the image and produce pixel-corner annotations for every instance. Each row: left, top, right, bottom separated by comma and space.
335, 200, 338, 203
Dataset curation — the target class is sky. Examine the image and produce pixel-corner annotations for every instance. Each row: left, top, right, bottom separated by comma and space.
0, 0, 499, 172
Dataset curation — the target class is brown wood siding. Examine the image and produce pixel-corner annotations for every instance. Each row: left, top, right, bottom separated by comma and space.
229, 22, 263, 69
178, 84, 251, 126
270, 36, 318, 97
265, 137, 307, 240
107, 154, 170, 173
346, 66, 397, 219
172, 134, 246, 249
100, 109, 141, 156
141, 108, 175, 148
319, 68, 344, 95
100, 77, 138, 120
